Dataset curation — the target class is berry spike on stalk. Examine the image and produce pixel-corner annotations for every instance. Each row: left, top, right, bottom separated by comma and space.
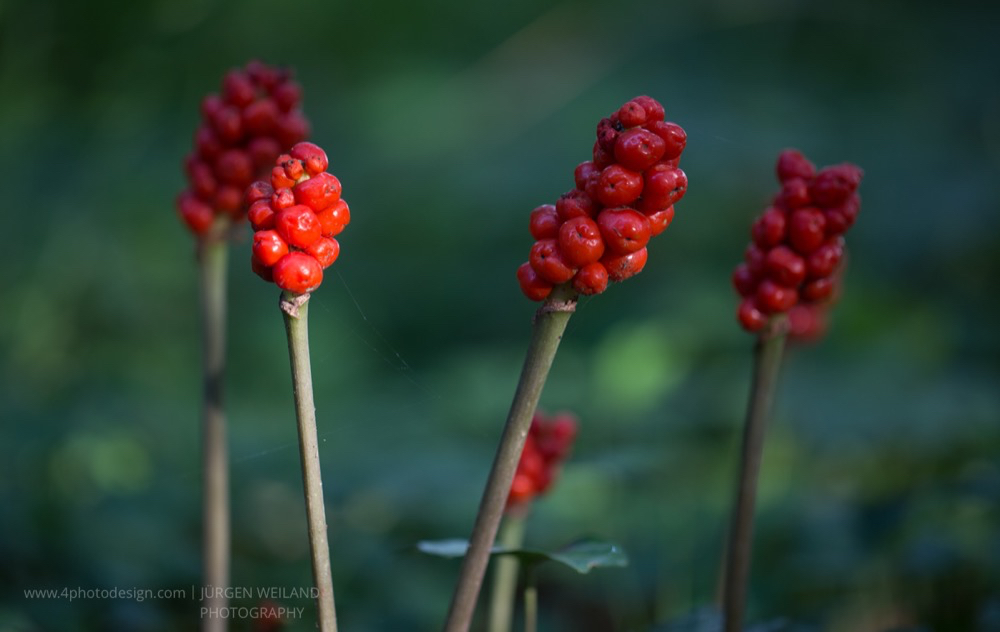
177, 60, 309, 632
248, 140, 343, 632
517, 95, 688, 300
722, 149, 862, 632
445, 96, 686, 632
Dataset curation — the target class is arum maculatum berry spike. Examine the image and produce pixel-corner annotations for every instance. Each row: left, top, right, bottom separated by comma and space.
505, 412, 578, 510
732, 149, 863, 333
517, 95, 688, 300
247, 142, 349, 294
177, 60, 310, 237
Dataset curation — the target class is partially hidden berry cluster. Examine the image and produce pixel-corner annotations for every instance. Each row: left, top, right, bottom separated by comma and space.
506, 412, 578, 509
246, 142, 349, 294
177, 61, 310, 236
517, 96, 688, 300
732, 149, 863, 333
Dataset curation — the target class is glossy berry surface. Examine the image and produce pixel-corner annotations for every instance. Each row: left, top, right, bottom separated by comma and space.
177, 60, 309, 238
732, 149, 863, 334
517, 95, 688, 300
246, 141, 347, 294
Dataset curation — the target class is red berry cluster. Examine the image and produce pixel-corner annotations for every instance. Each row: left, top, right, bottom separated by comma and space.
246, 142, 349, 294
517, 96, 688, 300
177, 61, 310, 236
506, 412, 578, 509
732, 149, 863, 333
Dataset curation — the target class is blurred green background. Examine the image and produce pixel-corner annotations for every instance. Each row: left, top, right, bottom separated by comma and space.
2, 0, 999, 630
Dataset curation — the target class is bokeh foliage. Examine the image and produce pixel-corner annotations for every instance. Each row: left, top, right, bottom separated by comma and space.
1, 0, 999, 630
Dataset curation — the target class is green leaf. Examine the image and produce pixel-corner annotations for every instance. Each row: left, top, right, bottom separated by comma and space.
416, 538, 628, 574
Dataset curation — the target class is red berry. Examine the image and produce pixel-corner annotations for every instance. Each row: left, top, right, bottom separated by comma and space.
788, 207, 827, 254
213, 185, 243, 216
642, 166, 687, 208
617, 99, 648, 128
214, 149, 254, 186
306, 236, 340, 268
245, 180, 274, 207
281, 156, 305, 182
274, 205, 322, 249
222, 69, 255, 107
195, 125, 222, 161
556, 189, 596, 221
801, 277, 835, 302
529, 204, 560, 240
251, 253, 274, 282
644, 121, 686, 160
294, 172, 342, 212
614, 128, 667, 171
596, 117, 621, 152
745, 243, 766, 277
247, 137, 281, 171
241, 99, 280, 136
778, 178, 811, 209
270, 187, 295, 210
188, 160, 217, 201
272, 80, 302, 112
271, 165, 296, 189
597, 207, 651, 255
806, 239, 844, 278
558, 216, 605, 267
764, 245, 807, 287
211, 105, 243, 144
508, 473, 536, 506
248, 200, 276, 231
177, 191, 214, 235
275, 111, 310, 148
601, 247, 648, 282
592, 140, 614, 169
530, 239, 576, 284
572, 262, 609, 295
272, 251, 323, 294
751, 207, 786, 248
595, 164, 643, 207
756, 279, 798, 313
787, 304, 827, 341
317, 199, 350, 237
252, 230, 289, 267
738, 297, 768, 332
290, 141, 329, 176
810, 163, 863, 207
776, 149, 816, 183
823, 193, 860, 235
517, 261, 553, 301
201, 94, 223, 120
643, 205, 675, 236
631, 96, 665, 122
573, 161, 600, 191
731, 262, 758, 297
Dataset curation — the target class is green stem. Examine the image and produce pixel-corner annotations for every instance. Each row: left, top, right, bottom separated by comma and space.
282, 292, 338, 632
199, 237, 230, 632
721, 316, 788, 632
523, 566, 538, 632
487, 509, 529, 632
443, 284, 577, 632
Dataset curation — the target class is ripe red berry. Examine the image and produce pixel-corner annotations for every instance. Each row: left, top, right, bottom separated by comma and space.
195, 125, 223, 161
558, 216, 605, 267
517, 262, 553, 301
530, 239, 576, 284
778, 178, 811, 209
213, 185, 243, 216
756, 279, 798, 313
252, 230, 290, 267
788, 207, 827, 254
592, 140, 615, 169
572, 262, 609, 295
188, 160, 217, 200
601, 247, 648, 282
617, 99, 648, 128
573, 161, 600, 191
806, 239, 844, 278
211, 105, 244, 144
823, 194, 860, 235
245, 180, 274, 206
241, 99, 280, 136
642, 166, 687, 208
177, 191, 215, 235
272, 80, 303, 112
251, 253, 274, 282
744, 243, 767, 277
276, 111, 311, 148
776, 149, 816, 183
595, 164, 643, 207
290, 141, 329, 176
731, 262, 758, 297
614, 128, 666, 171
316, 199, 350, 237
529, 204, 560, 240
272, 251, 323, 294
271, 165, 296, 189
248, 137, 282, 170
764, 245, 807, 287
294, 172, 342, 212
215, 149, 254, 186
751, 207, 786, 248
247, 199, 276, 231
787, 304, 827, 341
810, 164, 863, 207
643, 205, 675, 236
738, 297, 768, 332
270, 187, 295, 210
597, 207, 652, 254
274, 204, 322, 249
801, 277, 835, 302
556, 189, 596, 221
631, 95, 665, 122
306, 236, 340, 268
222, 69, 255, 107
596, 117, 621, 152
644, 121, 686, 160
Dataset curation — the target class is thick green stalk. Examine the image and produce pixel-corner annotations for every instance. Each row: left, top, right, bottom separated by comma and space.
487, 509, 528, 632
199, 237, 229, 632
282, 292, 338, 632
443, 284, 577, 632
722, 316, 788, 632
523, 568, 538, 632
